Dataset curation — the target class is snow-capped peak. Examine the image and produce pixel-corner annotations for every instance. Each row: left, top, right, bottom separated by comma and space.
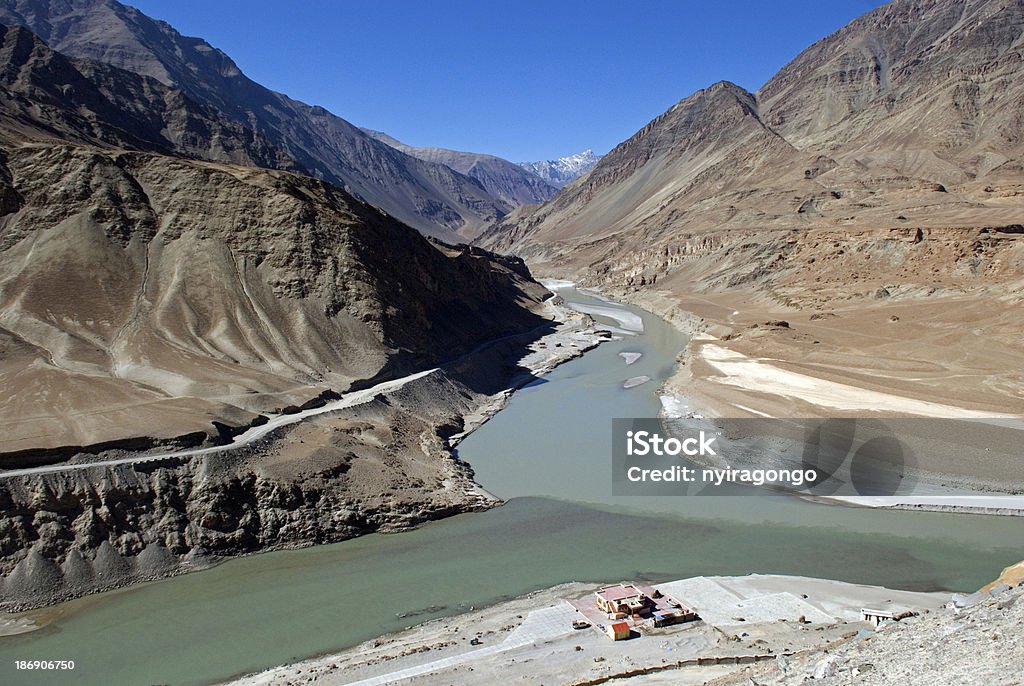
518, 150, 601, 188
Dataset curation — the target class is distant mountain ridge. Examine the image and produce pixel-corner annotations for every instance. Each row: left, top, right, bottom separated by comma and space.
0, 0, 508, 240
362, 129, 558, 207
518, 150, 601, 188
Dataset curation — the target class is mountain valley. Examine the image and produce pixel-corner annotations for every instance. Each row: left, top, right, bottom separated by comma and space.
480, 0, 1024, 418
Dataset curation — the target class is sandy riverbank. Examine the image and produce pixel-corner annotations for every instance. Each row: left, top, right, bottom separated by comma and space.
512, 280, 1024, 514
0, 613, 36, 637
605, 287, 1024, 421
222, 574, 951, 686
578, 285, 1024, 515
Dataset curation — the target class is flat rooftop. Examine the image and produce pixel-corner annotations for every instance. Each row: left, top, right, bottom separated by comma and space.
596, 584, 645, 601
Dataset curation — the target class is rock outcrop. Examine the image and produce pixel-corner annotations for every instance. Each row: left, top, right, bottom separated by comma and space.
0, 363, 515, 610
713, 572, 1024, 686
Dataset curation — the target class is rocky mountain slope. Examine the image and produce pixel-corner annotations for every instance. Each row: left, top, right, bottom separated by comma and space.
0, 0, 510, 240
0, 17, 565, 607
517, 149, 601, 188
0, 20, 554, 461
0, 23, 300, 171
0, 141, 549, 459
363, 129, 559, 207
481, 0, 1024, 417
484, 0, 1024, 255
0, 352, 525, 610
713, 578, 1023, 686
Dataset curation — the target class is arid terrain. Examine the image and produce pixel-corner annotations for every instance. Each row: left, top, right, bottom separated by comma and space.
222, 568, 1023, 686
710, 562, 1024, 686
0, 0, 526, 240
0, 297, 604, 611
0, 5, 1021, 686
0, 10, 609, 610
480, 0, 1024, 419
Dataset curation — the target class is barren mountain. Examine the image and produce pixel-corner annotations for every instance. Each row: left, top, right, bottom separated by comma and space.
481, 0, 1024, 417
0, 21, 553, 460
0, 0, 509, 240
363, 129, 559, 208
484, 0, 1024, 252
0, 23, 300, 170
0, 16, 566, 606
0, 140, 549, 459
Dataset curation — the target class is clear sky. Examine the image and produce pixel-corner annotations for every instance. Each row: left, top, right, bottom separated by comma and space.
125, 0, 889, 162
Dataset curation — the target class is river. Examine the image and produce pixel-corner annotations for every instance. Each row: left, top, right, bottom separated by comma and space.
2, 287, 1022, 686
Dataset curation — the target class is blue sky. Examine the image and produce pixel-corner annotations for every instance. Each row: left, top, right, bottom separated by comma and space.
126, 0, 889, 162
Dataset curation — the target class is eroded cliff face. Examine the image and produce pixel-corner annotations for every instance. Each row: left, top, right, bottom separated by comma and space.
534, 226, 1024, 308
0, 367, 503, 611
